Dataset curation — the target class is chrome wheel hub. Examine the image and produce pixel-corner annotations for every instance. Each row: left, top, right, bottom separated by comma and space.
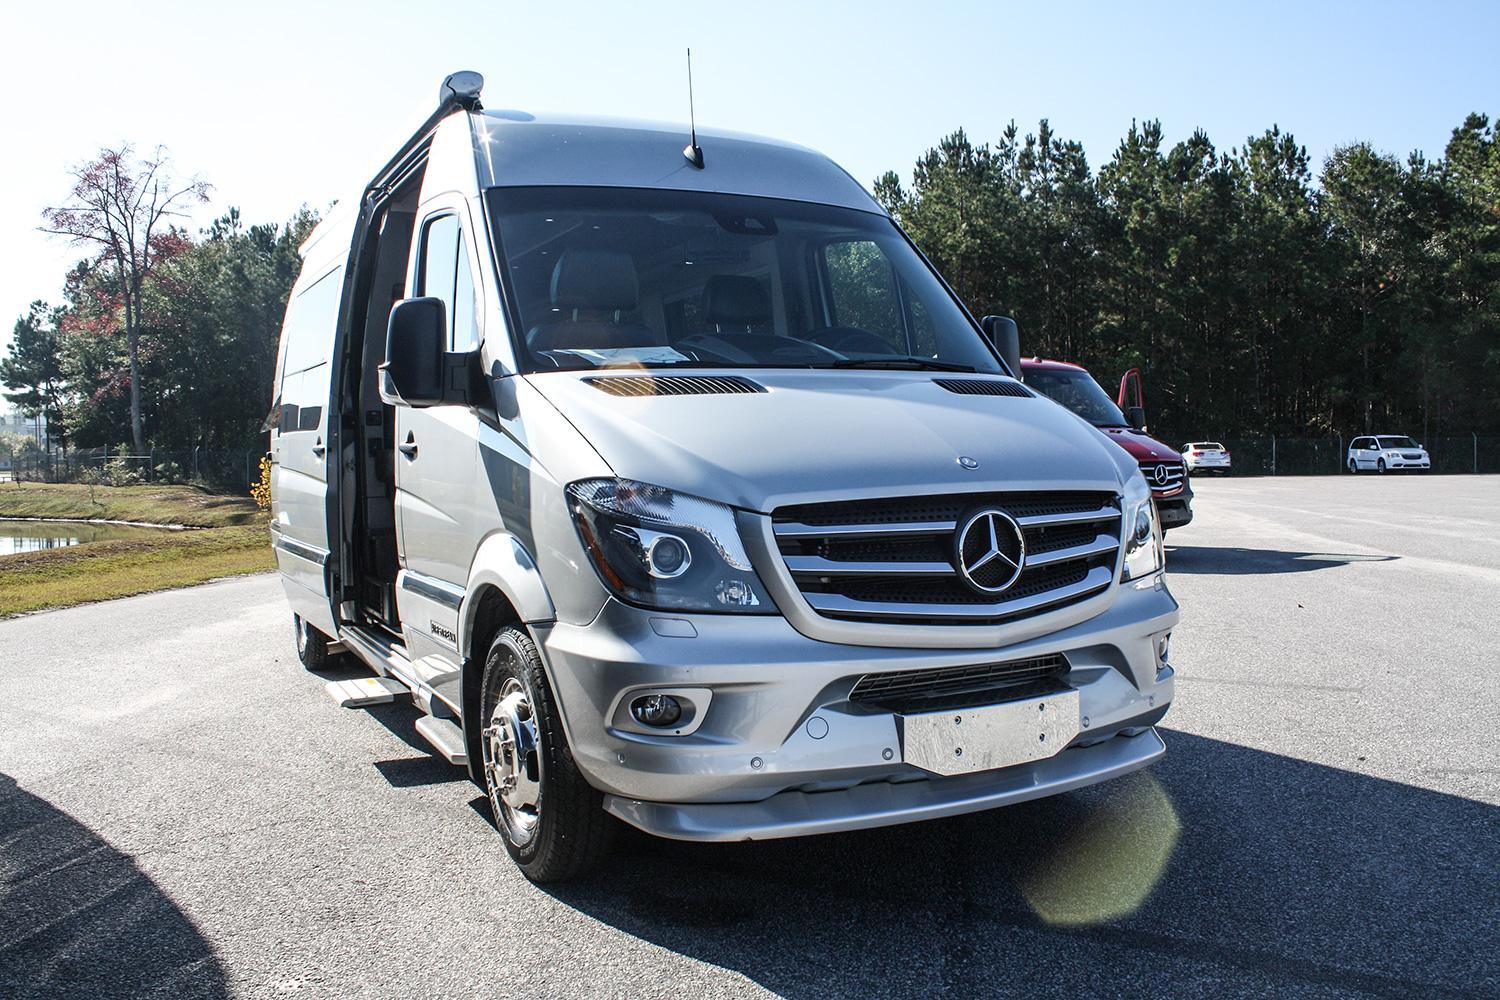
482, 678, 542, 846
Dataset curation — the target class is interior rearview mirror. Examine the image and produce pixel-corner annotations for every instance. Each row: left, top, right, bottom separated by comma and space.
980, 315, 1021, 378
380, 297, 482, 408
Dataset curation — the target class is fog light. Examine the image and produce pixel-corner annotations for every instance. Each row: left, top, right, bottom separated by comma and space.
630, 693, 682, 728
1157, 632, 1172, 664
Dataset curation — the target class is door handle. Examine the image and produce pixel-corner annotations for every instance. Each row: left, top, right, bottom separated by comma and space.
398, 433, 418, 459
312, 437, 326, 458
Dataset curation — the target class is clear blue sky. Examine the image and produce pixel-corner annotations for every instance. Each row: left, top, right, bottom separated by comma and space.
3, 0, 1498, 351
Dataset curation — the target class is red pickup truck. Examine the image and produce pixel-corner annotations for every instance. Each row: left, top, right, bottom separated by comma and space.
1019, 359, 1193, 530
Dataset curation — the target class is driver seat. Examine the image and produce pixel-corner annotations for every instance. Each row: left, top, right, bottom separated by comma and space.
526, 249, 655, 353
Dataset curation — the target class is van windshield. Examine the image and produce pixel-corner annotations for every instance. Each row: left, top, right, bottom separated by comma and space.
1377, 436, 1419, 449
485, 187, 1002, 374
1024, 369, 1129, 428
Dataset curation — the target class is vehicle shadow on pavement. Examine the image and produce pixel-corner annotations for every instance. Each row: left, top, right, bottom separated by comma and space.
0, 772, 229, 1000
1166, 546, 1397, 575
541, 732, 1498, 999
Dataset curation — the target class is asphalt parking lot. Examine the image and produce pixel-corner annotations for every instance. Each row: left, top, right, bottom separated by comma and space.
2, 476, 1497, 999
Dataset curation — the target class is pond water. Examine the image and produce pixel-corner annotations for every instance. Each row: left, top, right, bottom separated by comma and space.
0, 520, 174, 556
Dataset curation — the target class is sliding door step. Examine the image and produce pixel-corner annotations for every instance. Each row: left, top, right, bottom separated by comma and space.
325, 676, 409, 708
415, 716, 469, 766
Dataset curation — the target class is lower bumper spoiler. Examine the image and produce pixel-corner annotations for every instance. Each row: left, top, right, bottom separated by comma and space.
603, 727, 1166, 842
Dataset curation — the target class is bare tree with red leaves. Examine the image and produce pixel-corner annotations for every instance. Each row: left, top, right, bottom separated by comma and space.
41, 146, 210, 452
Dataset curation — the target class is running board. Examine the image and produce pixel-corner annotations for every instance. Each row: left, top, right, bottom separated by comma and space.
338, 625, 461, 718
415, 716, 469, 766
325, 676, 409, 708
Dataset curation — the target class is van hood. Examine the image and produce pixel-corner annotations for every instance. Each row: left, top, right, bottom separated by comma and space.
1099, 426, 1181, 464
525, 370, 1132, 511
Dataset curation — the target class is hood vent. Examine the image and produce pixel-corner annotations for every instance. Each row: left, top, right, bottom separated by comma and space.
933, 378, 1033, 398
584, 375, 766, 397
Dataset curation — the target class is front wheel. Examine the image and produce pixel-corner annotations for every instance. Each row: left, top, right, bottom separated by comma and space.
1377, 459, 1387, 474
479, 626, 613, 883
294, 614, 340, 670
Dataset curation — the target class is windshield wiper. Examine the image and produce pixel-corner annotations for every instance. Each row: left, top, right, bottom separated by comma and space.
817, 357, 977, 373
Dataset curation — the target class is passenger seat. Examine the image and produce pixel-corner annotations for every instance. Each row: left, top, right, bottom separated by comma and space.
699, 275, 770, 334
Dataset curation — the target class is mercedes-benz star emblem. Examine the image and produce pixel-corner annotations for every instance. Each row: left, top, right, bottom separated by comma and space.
957, 456, 980, 470
954, 508, 1026, 594
1152, 464, 1170, 486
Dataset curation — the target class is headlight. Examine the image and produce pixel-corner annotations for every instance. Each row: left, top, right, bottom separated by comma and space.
567, 478, 773, 613
1120, 477, 1163, 582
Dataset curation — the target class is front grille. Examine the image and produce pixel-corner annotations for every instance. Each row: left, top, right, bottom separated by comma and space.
1140, 460, 1187, 497
933, 377, 1033, 398
1402, 453, 1423, 460
849, 653, 1069, 712
583, 375, 765, 396
773, 491, 1120, 625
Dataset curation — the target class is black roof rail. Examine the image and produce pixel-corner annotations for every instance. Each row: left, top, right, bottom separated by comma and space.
365, 71, 485, 202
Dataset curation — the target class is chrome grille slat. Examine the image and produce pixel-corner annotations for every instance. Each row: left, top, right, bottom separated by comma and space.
1020, 534, 1119, 568
1013, 506, 1120, 528
803, 565, 1114, 620
783, 556, 956, 577
774, 520, 957, 539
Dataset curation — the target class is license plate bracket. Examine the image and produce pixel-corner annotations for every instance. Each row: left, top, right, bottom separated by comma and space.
900, 689, 1081, 776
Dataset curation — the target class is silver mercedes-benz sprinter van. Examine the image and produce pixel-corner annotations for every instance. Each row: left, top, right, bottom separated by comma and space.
269, 72, 1177, 882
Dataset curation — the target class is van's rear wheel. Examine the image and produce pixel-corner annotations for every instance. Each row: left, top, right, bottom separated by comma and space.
479, 626, 613, 882
294, 614, 339, 670
1347, 458, 1358, 474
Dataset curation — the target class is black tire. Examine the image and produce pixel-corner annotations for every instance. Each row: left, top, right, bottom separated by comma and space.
1347, 458, 1358, 475
294, 614, 339, 670
1377, 459, 1387, 474
478, 626, 613, 882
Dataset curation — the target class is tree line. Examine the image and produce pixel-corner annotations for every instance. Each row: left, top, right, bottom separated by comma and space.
875, 114, 1500, 441
5, 117, 1498, 472
2, 147, 316, 466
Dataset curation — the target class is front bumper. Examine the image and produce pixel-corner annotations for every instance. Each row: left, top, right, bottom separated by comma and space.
536, 575, 1178, 841
1155, 493, 1194, 529
608, 726, 1165, 841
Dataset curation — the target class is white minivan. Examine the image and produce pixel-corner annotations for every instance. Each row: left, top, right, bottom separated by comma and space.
1347, 436, 1430, 473
269, 72, 1179, 881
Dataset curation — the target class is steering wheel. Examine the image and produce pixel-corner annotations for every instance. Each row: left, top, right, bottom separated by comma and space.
805, 326, 897, 355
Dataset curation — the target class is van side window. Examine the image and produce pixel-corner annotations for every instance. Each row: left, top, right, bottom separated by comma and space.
281, 268, 342, 376
276, 267, 343, 437
418, 214, 479, 351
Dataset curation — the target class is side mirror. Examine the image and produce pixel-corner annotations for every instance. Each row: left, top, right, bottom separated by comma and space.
1125, 406, 1147, 430
380, 297, 482, 408
980, 315, 1021, 377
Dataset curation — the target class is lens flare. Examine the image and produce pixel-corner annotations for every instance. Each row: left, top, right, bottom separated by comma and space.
1018, 772, 1180, 926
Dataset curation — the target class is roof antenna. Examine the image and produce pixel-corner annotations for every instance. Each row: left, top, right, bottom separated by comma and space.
682, 48, 705, 169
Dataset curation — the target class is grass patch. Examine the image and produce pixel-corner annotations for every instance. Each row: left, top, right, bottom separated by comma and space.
0, 483, 273, 616
0, 481, 261, 527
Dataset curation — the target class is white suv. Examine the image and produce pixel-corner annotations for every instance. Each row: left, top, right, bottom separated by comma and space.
1347, 436, 1430, 474
1181, 442, 1230, 474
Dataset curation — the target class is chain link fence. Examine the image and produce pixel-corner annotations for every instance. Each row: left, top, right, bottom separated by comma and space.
1174, 435, 1500, 475
3, 445, 263, 490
